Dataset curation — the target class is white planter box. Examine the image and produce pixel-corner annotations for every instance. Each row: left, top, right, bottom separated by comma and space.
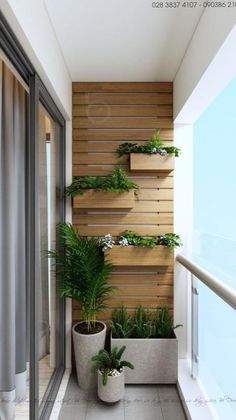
111, 334, 178, 384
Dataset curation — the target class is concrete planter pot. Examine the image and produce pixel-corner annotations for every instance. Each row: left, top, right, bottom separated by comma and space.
72, 321, 107, 390
111, 334, 177, 384
97, 369, 124, 403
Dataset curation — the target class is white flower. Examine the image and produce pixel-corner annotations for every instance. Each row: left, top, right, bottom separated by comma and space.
98, 234, 115, 252
159, 149, 167, 156
118, 237, 129, 247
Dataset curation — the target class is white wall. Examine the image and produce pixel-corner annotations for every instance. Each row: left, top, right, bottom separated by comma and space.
174, 10, 236, 123
1, 0, 72, 119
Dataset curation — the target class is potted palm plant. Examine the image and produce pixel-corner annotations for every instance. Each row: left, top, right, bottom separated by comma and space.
110, 305, 182, 384
47, 223, 114, 390
91, 346, 134, 403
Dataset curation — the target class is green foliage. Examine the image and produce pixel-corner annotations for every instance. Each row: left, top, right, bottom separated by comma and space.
65, 167, 138, 196
152, 305, 182, 338
134, 306, 152, 338
110, 306, 133, 338
111, 305, 182, 339
119, 231, 158, 248
117, 130, 181, 157
47, 223, 115, 332
91, 346, 134, 385
118, 231, 182, 249
158, 233, 183, 249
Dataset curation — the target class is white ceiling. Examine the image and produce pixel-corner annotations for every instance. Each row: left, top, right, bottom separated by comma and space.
45, 0, 203, 82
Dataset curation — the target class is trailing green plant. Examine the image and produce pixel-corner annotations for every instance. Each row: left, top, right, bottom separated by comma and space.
118, 231, 182, 249
65, 167, 138, 196
110, 306, 133, 338
134, 306, 152, 338
47, 223, 115, 332
91, 346, 134, 385
118, 231, 158, 248
158, 233, 183, 249
117, 130, 181, 157
152, 305, 182, 338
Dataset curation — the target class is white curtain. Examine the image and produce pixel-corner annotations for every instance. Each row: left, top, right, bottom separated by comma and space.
0, 59, 28, 419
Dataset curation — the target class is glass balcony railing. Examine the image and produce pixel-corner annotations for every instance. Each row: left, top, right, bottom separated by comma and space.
177, 254, 236, 420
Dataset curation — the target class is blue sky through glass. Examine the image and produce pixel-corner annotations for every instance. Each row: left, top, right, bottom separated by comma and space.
193, 76, 236, 288
193, 76, 236, 419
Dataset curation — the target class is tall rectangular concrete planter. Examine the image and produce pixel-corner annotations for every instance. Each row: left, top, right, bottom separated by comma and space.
111, 335, 178, 384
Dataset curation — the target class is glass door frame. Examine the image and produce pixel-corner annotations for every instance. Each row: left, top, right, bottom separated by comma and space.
0, 11, 66, 420
29, 75, 66, 420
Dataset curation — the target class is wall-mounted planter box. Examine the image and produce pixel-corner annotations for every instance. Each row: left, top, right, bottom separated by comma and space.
111, 334, 178, 384
104, 245, 173, 266
73, 190, 135, 209
130, 153, 174, 173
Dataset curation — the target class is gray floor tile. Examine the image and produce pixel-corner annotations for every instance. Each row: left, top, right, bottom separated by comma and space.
62, 372, 90, 406
86, 398, 124, 420
124, 400, 163, 420
58, 372, 187, 420
58, 403, 87, 420
158, 385, 186, 420
158, 385, 183, 404
161, 402, 186, 420
125, 385, 160, 399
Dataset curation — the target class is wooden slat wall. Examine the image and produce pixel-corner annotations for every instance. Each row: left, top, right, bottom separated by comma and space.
72, 82, 174, 322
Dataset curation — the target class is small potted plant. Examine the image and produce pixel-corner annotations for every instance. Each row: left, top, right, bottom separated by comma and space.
65, 167, 138, 209
47, 223, 115, 390
98, 231, 182, 266
91, 346, 134, 403
110, 305, 182, 384
116, 130, 181, 173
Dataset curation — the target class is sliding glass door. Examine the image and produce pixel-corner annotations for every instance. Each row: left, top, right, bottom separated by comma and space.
38, 103, 60, 408
29, 78, 65, 420
0, 13, 66, 420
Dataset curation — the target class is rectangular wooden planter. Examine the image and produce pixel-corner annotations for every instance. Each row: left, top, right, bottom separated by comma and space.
111, 334, 178, 384
130, 153, 174, 172
73, 190, 135, 209
104, 245, 173, 266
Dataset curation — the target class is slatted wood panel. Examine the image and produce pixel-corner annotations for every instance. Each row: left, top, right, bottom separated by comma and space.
72, 82, 173, 322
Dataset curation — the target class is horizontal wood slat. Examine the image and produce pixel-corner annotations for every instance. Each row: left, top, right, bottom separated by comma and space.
114, 285, 173, 297
73, 82, 173, 93
73, 140, 173, 153
73, 213, 173, 225
72, 82, 174, 322
73, 129, 173, 141
70, 175, 173, 189
110, 273, 173, 285
73, 225, 174, 236
73, 105, 173, 117
73, 93, 173, 105
74, 200, 173, 213
73, 165, 174, 177
73, 307, 174, 322
74, 117, 173, 129
73, 153, 127, 165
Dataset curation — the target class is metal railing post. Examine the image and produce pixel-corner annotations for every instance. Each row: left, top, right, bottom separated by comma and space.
191, 274, 199, 379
